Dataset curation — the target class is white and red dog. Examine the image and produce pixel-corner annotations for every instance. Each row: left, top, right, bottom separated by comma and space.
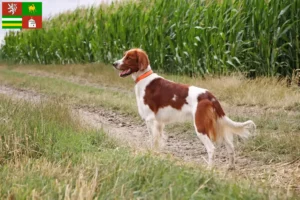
113, 48, 256, 168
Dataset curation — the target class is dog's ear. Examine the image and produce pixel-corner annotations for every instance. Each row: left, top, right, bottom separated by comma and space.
137, 50, 149, 71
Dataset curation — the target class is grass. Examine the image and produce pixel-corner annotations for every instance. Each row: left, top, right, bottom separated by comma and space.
0, 0, 299, 196
0, 63, 299, 166
0, 67, 138, 118
1, 0, 299, 76
5, 63, 300, 109
0, 95, 274, 199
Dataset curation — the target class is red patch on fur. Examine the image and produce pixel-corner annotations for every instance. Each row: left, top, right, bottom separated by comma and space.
195, 91, 226, 141
144, 78, 189, 114
119, 48, 149, 73
197, 91, 225, 118
195, 99, 217, 141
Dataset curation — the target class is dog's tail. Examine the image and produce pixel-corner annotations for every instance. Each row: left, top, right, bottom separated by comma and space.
195, 91, 256, 142
217, 116, 256, 140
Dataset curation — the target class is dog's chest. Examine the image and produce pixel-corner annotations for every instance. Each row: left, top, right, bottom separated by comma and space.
135, 84, 151, 119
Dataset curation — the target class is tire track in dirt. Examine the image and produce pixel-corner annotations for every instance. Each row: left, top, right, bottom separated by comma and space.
14, 69, 300, 117
0, 85, 215, 164
0, 80, 299, 196
0, 85, 250, 166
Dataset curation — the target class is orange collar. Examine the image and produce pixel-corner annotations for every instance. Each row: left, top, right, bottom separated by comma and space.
135, 70, 153, 84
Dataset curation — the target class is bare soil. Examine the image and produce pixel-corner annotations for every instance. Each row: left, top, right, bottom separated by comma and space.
0, 81, 299, 197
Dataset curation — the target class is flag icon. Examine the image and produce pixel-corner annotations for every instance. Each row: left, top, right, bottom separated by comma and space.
2, 2, 22, 29
22, 16, 42, 29
2, 16, 22, 29
2, 2, 42, 29
22, 2, 42, 16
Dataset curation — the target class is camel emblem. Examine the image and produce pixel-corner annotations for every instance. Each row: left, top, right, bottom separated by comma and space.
28, 4, 36, 13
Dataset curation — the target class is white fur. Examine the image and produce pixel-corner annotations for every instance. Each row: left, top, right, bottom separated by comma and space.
172, 95, 177, 101
196, 133, 215, 167
130, 65, 256, 168
114, 58, 124, 69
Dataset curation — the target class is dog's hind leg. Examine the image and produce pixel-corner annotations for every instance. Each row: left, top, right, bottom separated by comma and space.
194, 99, 217, 168
196, 132, 215, 168
223, 132, 235, 170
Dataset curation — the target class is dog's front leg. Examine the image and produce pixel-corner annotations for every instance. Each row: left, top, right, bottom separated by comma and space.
146, 120, 164, 151
146, 120, 155, 149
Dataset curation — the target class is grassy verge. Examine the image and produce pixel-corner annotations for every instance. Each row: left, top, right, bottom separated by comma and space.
0, 67, 139, 118
0, 64, 300, 164
6, 63, 300, 109
0, 95, 273, 199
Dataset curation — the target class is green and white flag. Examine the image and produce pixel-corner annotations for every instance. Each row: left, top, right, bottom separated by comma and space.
2, 16, 22, 29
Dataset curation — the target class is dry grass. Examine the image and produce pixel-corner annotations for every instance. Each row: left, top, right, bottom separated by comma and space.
6, 63, 300, 110
1, 63, 300, 163
0, 64, 299, 197
0, 96, 275, 199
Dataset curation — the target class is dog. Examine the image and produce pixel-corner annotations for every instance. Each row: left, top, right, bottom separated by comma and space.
112, 48, 256, 169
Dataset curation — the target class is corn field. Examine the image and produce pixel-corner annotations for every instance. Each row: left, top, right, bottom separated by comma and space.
0, 0, 299, 77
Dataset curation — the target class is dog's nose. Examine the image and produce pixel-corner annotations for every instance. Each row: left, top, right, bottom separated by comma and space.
112, 62, 118, 67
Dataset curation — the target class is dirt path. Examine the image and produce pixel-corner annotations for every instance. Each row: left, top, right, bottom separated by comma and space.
14, 68, 300, 117
0, 84, 299, 197
24, 70, 134, 96
0, 85, 220, 164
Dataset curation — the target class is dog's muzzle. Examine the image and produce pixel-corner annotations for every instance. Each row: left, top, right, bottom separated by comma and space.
112, 62, 118, 68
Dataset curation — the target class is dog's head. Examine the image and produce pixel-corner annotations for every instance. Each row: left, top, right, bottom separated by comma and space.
112, 48, 149, 77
